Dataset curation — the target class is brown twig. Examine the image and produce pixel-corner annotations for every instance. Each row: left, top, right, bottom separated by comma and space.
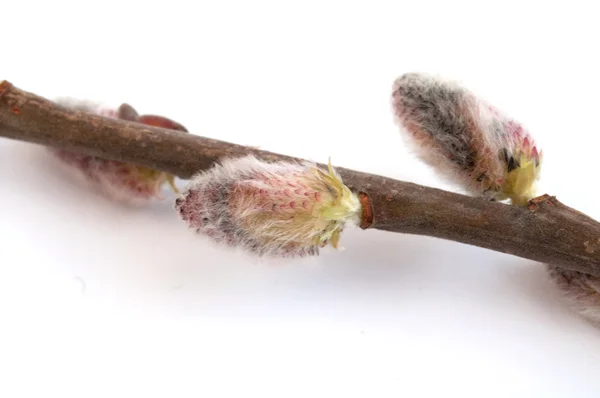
1, 80, 599, 276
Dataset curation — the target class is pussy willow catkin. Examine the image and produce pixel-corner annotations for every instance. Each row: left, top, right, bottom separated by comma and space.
49, 98, 187, 205
175, 155, 362, 257
392, 73, 541, 206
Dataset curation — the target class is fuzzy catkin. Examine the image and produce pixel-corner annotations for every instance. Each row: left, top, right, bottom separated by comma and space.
49, 98, 186, 205
392, 73, 541, 206
546, 265, 600, 326
175, 155, 362, 258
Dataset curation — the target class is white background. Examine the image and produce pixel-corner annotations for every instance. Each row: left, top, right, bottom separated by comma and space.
2, 1, 600, 397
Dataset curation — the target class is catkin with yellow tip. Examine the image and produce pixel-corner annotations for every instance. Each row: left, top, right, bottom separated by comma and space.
175, 155, 362, 258
392, 72, 541, 206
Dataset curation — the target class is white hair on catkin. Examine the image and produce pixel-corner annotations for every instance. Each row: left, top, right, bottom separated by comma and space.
547, 265, 600, 327
49, 150, 160, 206
54, 97, 117, 117
175, 155, 362, 258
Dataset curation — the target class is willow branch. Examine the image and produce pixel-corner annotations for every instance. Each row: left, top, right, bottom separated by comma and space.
1, 80, 599, 275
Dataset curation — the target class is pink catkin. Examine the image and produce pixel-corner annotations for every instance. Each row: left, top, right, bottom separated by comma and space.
392, 73, 541, 202
49, 98, 187, 205
175, 155, 362, 258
